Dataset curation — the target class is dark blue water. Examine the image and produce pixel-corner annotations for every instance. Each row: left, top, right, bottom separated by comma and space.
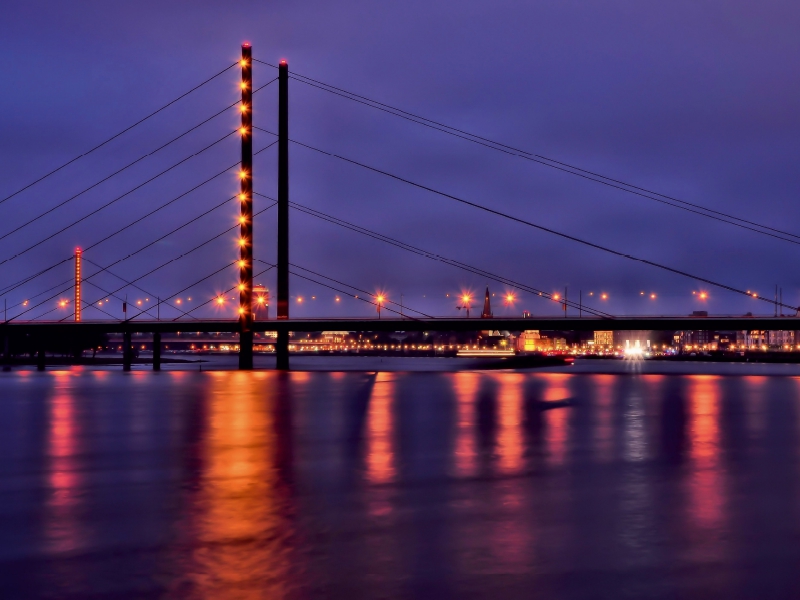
2, 366, 800, 598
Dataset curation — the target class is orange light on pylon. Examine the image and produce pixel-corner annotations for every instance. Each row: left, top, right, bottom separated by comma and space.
239, 170, 248, 179
74, 247, 82, 322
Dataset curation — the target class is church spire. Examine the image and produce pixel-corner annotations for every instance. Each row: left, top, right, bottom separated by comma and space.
481, 286, 493, 318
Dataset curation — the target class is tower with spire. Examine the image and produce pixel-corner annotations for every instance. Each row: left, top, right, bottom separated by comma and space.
481, 286, 493, 318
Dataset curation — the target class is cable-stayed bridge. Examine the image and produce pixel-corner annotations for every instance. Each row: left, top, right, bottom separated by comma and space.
1, 44, 798, 370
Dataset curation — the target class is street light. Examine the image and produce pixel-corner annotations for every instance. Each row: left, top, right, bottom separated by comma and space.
376, 294, 385, 318
458, 293, 472, 317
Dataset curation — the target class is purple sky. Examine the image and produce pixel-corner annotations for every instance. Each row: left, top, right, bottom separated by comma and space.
2, 0, 800, 320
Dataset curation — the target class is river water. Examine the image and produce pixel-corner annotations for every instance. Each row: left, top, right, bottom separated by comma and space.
3, 359, 800, 598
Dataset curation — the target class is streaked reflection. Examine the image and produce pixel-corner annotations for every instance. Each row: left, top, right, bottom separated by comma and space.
365, 372, 396, 485
686, 375, 724, 530
180, 372, 294, 597
46, 386, 82, 555
491, 373, 524, 474
592, 374, 616, 463
743, 376, 767, 443
452, 372, 480, 478
539, 374, 572, 466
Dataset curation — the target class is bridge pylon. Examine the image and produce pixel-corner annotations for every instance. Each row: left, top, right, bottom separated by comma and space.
238, 43, 254, 369
74, 247, 82, 323
276, 58, 290, 370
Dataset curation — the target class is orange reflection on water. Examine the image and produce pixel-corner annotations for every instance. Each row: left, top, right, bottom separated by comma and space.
491, 373, 524, 474
46, 388, 81, 555
452, 372, 480, 477
687, 375, 724, 530
183, 372, 294, 597
539, 374, 572, 466
365, 373, 396, 485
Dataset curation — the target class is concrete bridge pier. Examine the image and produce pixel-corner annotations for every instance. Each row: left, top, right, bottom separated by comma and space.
152, 332, 161, 371
276, 330, 289, 370
123, 331, 132, 372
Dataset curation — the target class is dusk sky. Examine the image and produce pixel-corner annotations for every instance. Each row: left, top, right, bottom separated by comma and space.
2, 1, 800, 320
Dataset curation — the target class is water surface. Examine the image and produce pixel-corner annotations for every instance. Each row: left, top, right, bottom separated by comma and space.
2, 366, 800, 598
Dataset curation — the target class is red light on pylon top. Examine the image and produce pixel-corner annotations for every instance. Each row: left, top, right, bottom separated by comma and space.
280, 59, 287, 65
242, 42, 251, 48
75, 247, 82, 253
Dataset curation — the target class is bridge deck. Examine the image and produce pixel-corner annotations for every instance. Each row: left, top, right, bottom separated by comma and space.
2, 316, 799, 334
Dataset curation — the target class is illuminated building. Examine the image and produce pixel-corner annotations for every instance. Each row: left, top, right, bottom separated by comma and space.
593, 331, 613, 347
517, 330, 540, 352
614, 330, 652, 350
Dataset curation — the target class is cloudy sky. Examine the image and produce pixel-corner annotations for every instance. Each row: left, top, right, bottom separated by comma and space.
2, 0, 800, 320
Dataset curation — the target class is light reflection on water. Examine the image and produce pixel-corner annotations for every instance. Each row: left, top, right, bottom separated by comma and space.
3, 368, 800, 597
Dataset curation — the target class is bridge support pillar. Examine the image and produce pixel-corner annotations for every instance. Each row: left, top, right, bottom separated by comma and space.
123, 331, 132, 372
276, 59, 290, 371
37, 347, 45, 371
276, 330, 289, 370
239, 330, 253, 370
237, 43, 254, 371
153, 332, 161, 371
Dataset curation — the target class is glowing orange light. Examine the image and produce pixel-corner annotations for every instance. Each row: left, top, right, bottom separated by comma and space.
240, 81, 248, 90
257, 296, 265, 304
238, 260, 246, 268
553, 294, 560, 300
461, 294, 471, 303
239, 170, 247, 179
239, 193, 246, 201
601, 293, 608, 300
238, 307, 245, 314
336, 297, 340, 302
505, 293, 515, 302
699, 292, 708, 300
59, 300, 66, 307
238, 284, 245, 291
136, 300, 142, 306
216, 297, 224, 305
377, 295, 385, 304
22, 300, 28, 306
240, 104, 248, 113
650, 293, 656, 299
240, 59, 248, 67
238, 238, 246, 246
297, 297, 303, 303
239, 216, 246, 224
239, 127, 248, 135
